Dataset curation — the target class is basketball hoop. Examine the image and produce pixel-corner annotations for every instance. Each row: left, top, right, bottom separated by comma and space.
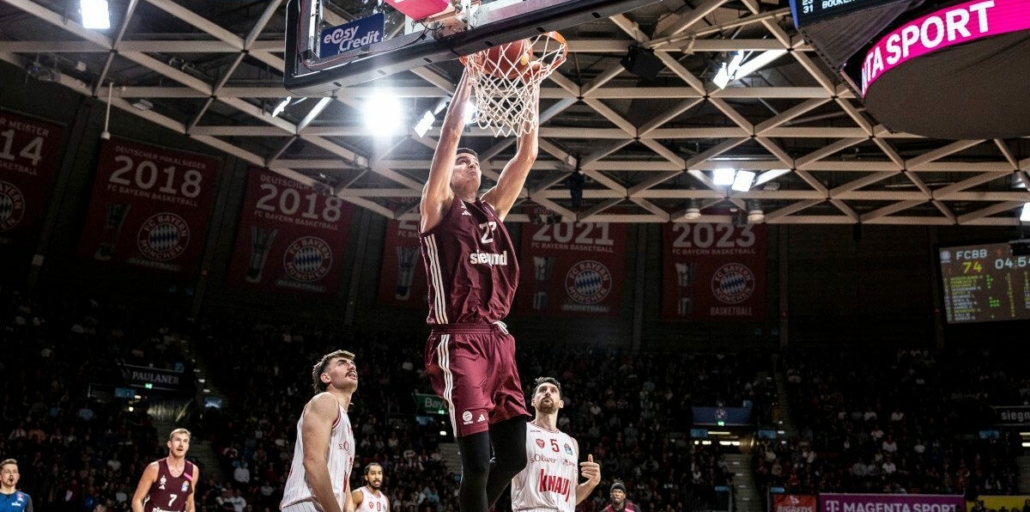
460, 32, 567, 138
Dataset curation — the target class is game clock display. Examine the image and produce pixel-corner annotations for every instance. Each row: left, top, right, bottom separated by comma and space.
939, 242, 1030, 323
789, 0, 899, 27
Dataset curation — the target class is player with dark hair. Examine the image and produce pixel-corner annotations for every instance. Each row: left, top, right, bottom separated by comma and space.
418, 65, 540, 512
602, 482, 639, 512
281, 350, 358, 512
131, 428, 198, 512
352, 463, 389, 512
511, 377, 601, 511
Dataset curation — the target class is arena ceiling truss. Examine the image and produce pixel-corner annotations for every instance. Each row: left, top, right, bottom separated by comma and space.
2, 0, 1029, 225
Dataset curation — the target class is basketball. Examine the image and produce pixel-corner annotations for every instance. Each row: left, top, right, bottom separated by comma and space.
481, 39, 533, 79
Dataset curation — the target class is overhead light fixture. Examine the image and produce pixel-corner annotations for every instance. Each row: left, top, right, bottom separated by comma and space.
80, 0, 111, 29
25, 57, 59, 82
131, 99, 153, 111
414, 110, 435, 137
712, 63, 730, 90
731, 170, 756, 192
1021, 202, 1030, 222
727, 51, 744, 77
747, 201, 765, 223
713, 168, 735, 186
620, 46, 663, 80
271, 97, 291, 118
684, 199, 701, 220
364, 92, 404, 135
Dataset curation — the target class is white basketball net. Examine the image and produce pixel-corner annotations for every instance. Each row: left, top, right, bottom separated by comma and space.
462, 33, 567, 138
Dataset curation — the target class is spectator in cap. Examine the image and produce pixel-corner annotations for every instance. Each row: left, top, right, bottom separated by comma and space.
601, 482, 638, 512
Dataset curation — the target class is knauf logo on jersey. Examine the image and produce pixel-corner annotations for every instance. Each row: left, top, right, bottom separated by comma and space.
319, 13, 384, 58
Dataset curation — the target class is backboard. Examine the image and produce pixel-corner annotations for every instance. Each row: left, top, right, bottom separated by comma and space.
283, 0, 664, 94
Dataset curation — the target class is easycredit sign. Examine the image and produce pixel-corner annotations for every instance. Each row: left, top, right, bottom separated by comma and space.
860, 0, 1030, 95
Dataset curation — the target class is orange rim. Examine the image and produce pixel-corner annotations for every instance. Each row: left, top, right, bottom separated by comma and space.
459, 31, 567, 71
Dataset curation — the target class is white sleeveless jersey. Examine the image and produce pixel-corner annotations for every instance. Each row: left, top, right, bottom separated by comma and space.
356, 486, 390, 512
282, 402, 355, 509
511, 422, 578, 512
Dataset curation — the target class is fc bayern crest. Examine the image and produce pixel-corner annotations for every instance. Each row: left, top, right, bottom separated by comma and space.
283, 236, 333, 282
565, 260, 611, 304
0, 180, 25, 233
138, 213, 190, 261
711, 263, 755, 304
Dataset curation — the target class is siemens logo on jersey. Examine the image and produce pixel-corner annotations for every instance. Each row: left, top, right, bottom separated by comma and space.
469, 251, 509, 266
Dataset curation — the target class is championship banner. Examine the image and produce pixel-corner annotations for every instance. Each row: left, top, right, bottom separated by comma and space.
0, 111, 65, 250
661, 223, 767, 321
377, 219, 429, 308
820, 494, 964, 512
77, 138, 220, 275
227, 167, 352, 295
774, 494, 817, 512
515, 221, 627, 317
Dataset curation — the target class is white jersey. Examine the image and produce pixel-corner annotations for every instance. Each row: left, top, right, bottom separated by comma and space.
356, 486, 390, 512
511, 422, 578, 512
282, 402, 355, 509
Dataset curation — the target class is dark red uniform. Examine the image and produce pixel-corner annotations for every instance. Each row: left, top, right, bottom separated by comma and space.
145, 459, 194, 512
420, 197, 528, 437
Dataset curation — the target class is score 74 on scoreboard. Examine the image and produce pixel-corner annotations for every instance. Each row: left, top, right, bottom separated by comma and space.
939, 244, 1030, 324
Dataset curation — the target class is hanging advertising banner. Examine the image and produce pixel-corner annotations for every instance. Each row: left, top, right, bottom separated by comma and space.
661, 223, 767, 321
0, 110, 65, 251
774, 494, 817, 512
515, 221, 627, 317
77, 138, 220, 276
820, 494, 964, 512
226, 167, 352, 295
377, 218, 430, 308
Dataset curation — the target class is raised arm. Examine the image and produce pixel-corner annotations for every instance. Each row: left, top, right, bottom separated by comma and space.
574, 440, 601, 505
421, 71, 473, 233
131, 462, 158, 512
480, 84, 540, 221
302, 394, 345, 512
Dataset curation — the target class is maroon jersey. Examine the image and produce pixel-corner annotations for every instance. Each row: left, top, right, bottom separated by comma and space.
420, 197, 519, 324
145, 459, 194, 512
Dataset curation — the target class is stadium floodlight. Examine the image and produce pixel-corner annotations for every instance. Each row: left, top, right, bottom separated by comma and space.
414, 110, 435, 137
80, 0, 111, 29
364, 92, 404, 135
712, 63, 730, 89
271, 97, 291, 118
713, 168, 735, 186
1021, 202, 1030, 222
733, 50, 787, 82
731, 170, 756, 192
463, 99, 477, 125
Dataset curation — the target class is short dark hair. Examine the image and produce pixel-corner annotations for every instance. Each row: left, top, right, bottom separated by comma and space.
533, 377, 562, 396
456, 147, 478, 160
311, 350, 355, 394
364, 462, 383, 476
611, 481, 626, 493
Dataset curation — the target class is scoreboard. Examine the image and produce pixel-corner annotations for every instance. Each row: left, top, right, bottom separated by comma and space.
939, 242, 1030, 324
789, 0, 901, 27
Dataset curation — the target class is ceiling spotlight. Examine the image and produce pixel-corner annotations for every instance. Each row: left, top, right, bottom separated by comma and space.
1021, 202, 1030, 222
414, 110, 435, 137
731, 170, 756, 192
747, 203, 765, 223
712, 63, 730, 90
713, 168, 735, 186
80, 0, 111, 29
684, 199, 701, 220
271, 97, 291, 118
364, 92, 404, 135
131, 99, 153, 111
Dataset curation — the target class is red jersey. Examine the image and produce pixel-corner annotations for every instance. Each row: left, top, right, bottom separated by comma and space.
420, 197, 519, 325
145, 459, 194, 512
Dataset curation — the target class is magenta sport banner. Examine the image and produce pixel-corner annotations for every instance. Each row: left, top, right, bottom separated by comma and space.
820, 494, 965, 512
515, 221, 628, 317
226, 167, 353, 295
0, 111, 65, 251
77, 138, 220, 276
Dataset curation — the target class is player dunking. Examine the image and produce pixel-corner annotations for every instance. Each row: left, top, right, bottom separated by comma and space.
511, 377, 601, 511
419, 64, 540, 512
131, 428, 198, 512
281, 350, 358, 512
351, 463, 389, 512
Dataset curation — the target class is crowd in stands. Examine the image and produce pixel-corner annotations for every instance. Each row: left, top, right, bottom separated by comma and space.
0, 286, 193, 512
759, 350, 1025, 497
6, 283, 1029, 512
